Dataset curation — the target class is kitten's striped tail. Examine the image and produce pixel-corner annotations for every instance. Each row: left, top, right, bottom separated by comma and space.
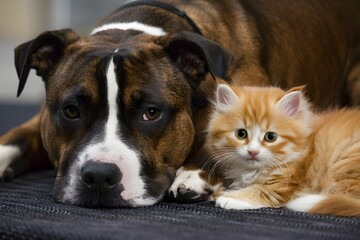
286, 194, 360, 217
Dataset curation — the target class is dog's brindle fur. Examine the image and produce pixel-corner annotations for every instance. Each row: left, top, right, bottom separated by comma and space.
0, 0, 360, 207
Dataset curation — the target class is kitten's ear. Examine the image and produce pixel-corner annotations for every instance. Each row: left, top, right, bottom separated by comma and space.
216, 84, 238, 108
277, 90, 303, 116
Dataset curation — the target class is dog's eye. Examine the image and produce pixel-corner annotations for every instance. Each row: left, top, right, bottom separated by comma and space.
264, 131, 278, 142
143, 107, 161, 121
63, 105, 80, 119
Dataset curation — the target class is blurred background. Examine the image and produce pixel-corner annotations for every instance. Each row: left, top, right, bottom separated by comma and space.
0, 0, 126, 134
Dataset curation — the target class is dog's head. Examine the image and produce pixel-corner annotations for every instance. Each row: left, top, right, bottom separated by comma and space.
14, 29, 232, 207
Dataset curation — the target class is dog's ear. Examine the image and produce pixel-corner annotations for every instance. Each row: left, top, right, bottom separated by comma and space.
14, 29, 80, 96
161, 32, 233, 86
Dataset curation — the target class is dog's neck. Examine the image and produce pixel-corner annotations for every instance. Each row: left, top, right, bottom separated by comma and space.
117, 0, 202, 35
91, 21, 167, 36
92, 0, 202, 36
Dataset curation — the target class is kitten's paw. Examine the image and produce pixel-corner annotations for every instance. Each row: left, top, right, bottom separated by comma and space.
168, 167, 213, 203
216, 196, 258, 210
286, 194, 326, 212
0, 145, 21, 181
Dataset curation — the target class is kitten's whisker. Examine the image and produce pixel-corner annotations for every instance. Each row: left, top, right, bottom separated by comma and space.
271, 156, 290, 180
206, 150, 239, 182
204, 150, 230, 180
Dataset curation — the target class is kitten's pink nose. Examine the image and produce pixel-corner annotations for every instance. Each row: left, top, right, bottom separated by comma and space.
248, 150, 259, 158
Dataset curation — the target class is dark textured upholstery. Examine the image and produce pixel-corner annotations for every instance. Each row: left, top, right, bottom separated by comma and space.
0, 103, 40, 135
0, 170, 360, 240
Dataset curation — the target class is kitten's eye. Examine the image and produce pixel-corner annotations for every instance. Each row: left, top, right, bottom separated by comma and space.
143, 107, 161, 121
63, 105, 80, 119
235, 128, 248, 139
264, 132, 278, 142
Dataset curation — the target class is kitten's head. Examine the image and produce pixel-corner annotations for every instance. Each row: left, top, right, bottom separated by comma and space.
207, 84, 313, 173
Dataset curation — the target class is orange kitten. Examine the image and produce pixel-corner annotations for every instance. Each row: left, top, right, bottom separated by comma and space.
206, 84, 360, 216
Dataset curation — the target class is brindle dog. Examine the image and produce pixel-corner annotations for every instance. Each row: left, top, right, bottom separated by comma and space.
0, 0, 359, 207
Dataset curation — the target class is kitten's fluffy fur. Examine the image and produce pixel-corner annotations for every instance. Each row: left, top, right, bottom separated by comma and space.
207, 84, 360, 216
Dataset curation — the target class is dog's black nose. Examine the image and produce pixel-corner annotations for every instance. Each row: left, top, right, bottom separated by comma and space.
81, 161, 121, 188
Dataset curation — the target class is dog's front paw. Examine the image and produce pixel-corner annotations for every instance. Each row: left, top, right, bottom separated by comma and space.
216, 196, 258, 210
0, 145, 21, 181
168, 167, 213, 203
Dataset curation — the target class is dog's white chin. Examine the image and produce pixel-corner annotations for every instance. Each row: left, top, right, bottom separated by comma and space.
55, 191, 162, 208
129, 195, 162, 207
